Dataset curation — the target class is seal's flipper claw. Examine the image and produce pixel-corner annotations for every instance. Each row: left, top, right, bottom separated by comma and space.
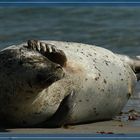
51, 45, 57, 52
47, 49, 67, 67
25, 40, 67, 67
27, 40, 38, 50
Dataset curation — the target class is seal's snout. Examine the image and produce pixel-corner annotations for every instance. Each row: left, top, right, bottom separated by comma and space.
36, 63, 64, 88
53, 64, 65, 79
55, 64, 62, 70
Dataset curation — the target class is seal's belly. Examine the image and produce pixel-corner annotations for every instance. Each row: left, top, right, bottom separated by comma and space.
46, 41, 136, 124
65, 64, 136, 124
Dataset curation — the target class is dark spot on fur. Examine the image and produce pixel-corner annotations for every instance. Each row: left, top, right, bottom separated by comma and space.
104, 79, 107, 84
121, 79, 123, 81
95, 112, 99, 116
95, 77, 99, 81
127, 93, 131, 99
95, 66, 101, 72
93, 108, 98, 114
105, 62, 109, 66
79, 100, 82, 102
86, 99, 89, 102
85, 78, 88, 81
101, 89, 105, 92
93, 107, 97, 114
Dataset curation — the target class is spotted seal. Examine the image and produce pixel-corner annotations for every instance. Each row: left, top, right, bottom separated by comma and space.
0, 40, 139, 127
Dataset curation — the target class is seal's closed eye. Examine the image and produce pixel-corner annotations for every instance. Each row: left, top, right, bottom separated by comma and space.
25, 40, 67, 67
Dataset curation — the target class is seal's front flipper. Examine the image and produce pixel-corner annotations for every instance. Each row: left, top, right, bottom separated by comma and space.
42, 91, 75, 128
25, 40, 67, 67
117, 54, 140, 81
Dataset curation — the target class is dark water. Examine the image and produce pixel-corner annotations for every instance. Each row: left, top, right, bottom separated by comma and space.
1, 7, 140, 126
1, 7, 140, 56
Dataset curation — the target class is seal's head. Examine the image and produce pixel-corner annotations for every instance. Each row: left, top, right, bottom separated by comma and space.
19, 48, 65, 90
0, 45, 65, 101
0, 42, 66, 125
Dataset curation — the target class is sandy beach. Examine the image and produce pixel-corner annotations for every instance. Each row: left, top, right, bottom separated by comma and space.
0, 119, 139, 134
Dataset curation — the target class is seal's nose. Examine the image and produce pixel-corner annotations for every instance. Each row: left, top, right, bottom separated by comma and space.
54, 64, 65, 78
55, 64, 62, 70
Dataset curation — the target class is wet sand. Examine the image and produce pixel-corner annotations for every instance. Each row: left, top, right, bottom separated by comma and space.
1, 119, 140, 134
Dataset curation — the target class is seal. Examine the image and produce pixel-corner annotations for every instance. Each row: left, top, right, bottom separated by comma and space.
0, 40, 139, 127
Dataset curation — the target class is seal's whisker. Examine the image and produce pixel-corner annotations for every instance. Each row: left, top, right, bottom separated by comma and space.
43, 74, 56, 82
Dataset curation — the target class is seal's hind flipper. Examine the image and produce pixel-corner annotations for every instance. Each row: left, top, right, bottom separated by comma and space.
116, 54, 140, 81
25, 40, 67, 67
131, 56, 140, 81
